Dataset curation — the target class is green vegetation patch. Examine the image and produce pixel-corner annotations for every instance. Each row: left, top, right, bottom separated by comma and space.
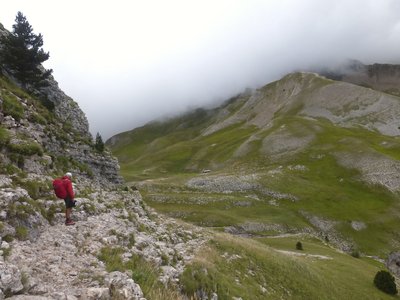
117, 123, 257, 181
15, 226, 28, 240
0, 126, 10, 148
181, 234, 394, 300
97, 246, 179, 299
8, 141, 43, 156
1, 91, 25, 121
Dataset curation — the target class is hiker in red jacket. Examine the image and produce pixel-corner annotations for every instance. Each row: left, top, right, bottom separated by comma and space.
62, 172, 76, 226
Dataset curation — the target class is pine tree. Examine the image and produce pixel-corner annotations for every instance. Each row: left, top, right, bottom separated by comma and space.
95, 132, 105, 152
0, 12, 53, 87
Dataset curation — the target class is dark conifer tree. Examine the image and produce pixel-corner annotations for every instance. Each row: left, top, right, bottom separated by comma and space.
95, 132, 105, 152
0, 12, 53, 87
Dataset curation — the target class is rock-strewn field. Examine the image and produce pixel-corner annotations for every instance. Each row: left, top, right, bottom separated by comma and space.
1, 189, 208, 299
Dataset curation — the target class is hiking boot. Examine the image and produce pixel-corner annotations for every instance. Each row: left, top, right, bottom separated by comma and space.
65, 219, 75, 226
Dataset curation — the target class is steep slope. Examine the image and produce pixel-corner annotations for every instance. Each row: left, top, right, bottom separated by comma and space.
108, 72, 400, 258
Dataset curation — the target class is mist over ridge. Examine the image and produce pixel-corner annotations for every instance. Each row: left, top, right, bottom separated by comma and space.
1, 0, 400, 139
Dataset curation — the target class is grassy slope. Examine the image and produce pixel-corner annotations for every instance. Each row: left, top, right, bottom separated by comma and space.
181, 233, 397, 300
128, 116, 400, 256
109, 74, 400, 298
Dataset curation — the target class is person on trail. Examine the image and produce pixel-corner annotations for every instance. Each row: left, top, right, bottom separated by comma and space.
62, 172, 76, 226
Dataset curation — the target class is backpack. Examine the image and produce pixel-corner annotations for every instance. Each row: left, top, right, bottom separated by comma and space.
53, 178, 67, 199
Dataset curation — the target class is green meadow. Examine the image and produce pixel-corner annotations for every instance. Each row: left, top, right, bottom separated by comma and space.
108, 75, 400, 298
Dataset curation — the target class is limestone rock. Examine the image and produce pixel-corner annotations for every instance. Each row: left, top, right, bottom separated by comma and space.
0, 176, 12, 188
80, 288, 110, 300
0, 262, 23, 295
105, 272, 144, 300
387, 252, 400, 278
8, 296, 49, 300
351, 221, 366, 231
0, 188, 29, 205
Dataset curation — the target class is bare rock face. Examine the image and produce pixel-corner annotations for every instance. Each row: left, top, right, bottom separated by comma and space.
387, 252, 400, 278
319, 60, 400, 97
38, 76, 91, 140
0, 25, 123, 187
342, 63, 400, 97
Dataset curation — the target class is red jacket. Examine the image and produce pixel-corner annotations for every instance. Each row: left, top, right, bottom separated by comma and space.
62, 176, 74, 199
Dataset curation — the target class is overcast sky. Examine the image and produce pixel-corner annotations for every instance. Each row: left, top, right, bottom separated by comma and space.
1, 0, 400, 138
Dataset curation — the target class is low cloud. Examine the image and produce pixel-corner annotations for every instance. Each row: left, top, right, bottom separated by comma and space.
1, 0, 400, 138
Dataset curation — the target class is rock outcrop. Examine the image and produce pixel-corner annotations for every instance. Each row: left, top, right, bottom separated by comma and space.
1, 189, 208, 299
1, 24, 192, 299
387, 252, 400, 278
0, 24, 122, 187
323, 60, 400, 97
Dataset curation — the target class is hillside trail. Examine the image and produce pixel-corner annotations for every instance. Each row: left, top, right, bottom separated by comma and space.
5, 190, 209, 299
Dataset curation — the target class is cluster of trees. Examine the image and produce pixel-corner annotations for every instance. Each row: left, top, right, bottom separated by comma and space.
0, 11, 52, 88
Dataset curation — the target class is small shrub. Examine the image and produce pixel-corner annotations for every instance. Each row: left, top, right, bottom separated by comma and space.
21, 181, 41, 199
8, 141, 43, 156
29, 112, 47, 125
2, 246, 11, 258
20, 271, 29, 287
138, 223, 148, 233
15, 226, 28, 240
296, 241, 303, 250
351, 250, 360, 258
108, 229, 118, 236
98, 246, 163, 298
128, 233, 135, 248
63, 121, 73, 132
112, 200, 125, 210
161, 253, 170, 266
125, 254, 160, 296
3, 234, 14, 243
97, 246, 125, 272
9, 153, 24, 168
43, 204, 58, 223
12, 178, 48, 200
127, 212, 137, 223
75, 161, 93, 177
2, 92, 24, 121
0, 76, 30, 99
1, 163, 20, 175
82, 202, 96, 214
0, 126, 10, 148
38, 95, 55, 111
373, 270, 398, 295
181, 263, 218, 298
54, 155, 70, 171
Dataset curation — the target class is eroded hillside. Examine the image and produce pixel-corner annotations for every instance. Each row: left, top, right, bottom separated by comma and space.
109, 72, 400, 259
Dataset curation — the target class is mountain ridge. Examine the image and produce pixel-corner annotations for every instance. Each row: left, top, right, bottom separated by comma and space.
107, 68, 400, 298
108, 69, 400, 258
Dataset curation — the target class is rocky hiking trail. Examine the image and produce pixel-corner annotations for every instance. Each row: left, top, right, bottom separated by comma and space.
2, 189, 209, 299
